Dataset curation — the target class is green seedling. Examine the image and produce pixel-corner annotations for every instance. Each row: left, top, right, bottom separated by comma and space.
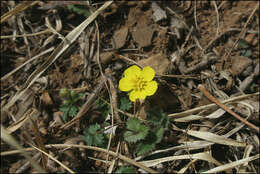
123, 108, 169, 156
59, 88, 84, 121
82, 123, 105, 147
119, 96, 132, 112
124, 118, 149, 143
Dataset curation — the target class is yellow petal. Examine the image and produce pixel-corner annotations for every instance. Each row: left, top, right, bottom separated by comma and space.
129, 90, 146, 102
124, 65, 141, 79
129, 90, 138, 102
119, 77, 133, 91
141, 66, 155, 81
144, 81, 158, 96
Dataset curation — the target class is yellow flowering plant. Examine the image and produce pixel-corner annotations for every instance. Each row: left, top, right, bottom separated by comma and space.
118, 65, 158, 102
118, 65, 169, 155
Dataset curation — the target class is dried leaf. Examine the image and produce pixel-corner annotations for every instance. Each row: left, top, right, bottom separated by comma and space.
112, 27, 128, 49
202, 154, 259, 173
187, 130, 246, 147
138, 53, 170, 75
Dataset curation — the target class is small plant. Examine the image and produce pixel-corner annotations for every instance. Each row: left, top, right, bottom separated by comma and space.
82, 123, 105, 147
124, 118, 149, 143
123, 108, 169, 156
119, 96, 132, 112
59, 88, 84, 121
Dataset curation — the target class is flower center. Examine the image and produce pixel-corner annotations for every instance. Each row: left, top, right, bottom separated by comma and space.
133, 77, 147, 91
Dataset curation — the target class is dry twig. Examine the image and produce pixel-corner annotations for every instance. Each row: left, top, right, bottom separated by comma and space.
198, 85, 259, 132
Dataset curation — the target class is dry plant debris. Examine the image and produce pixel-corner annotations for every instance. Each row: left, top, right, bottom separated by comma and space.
1, 1, 259, 173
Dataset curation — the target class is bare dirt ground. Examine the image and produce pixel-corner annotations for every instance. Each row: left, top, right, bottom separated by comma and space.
1, 1, 259, 173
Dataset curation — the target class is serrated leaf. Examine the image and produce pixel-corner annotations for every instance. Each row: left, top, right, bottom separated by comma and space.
115, 166, 135, 173
147, 108, 169, 129
124, 126, 148, 143
136, 142, 156, 156
83, 124, 104, 146
126, 118, 142, 131
124, 118, 149, 143
120, 97, 132, 111
68, 106, 78, 117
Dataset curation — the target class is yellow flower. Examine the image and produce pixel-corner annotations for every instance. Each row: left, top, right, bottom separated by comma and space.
119, 65, 158, 102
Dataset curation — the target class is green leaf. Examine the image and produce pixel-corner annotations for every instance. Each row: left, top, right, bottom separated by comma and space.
115, 166, 135, 173
241, 49, 252, 57
136, 128, 164, 156
68, 106, 78, 117
60, 105, 70, 113
83, 124, 104, 146
124, 118, 149, 143
67, 4, 91, 17
136, 142, 156, 156
238, 39, 249, 49
60, 105, 70, 121
147, 108, 169, 129
154, 127, 164, 143
120, 97, 132, 111
126, 118, 141, 131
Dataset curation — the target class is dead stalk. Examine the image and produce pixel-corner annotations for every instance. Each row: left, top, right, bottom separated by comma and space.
198, 84, 259, 132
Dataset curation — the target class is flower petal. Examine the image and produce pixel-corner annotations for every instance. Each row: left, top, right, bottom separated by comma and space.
144, 81, 158, 96
129, 90, 138, 102
129, 90, 146, 102
119, 77, 133, 91
141, 66, 155, 81
124, 65, 141, 79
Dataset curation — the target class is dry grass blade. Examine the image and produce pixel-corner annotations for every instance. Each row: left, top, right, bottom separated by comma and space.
174, 115, 204, 122
140, 151, 222, 167
6, 108, 38, 134
178, 159, 198, 173
0, 144, 159, 174
202, 154, 259, 173
1, 47, 54, 82
1, 125, 46, 173
1, 1, 113, 117
0, 1, 39, 23
0, 29, 51, 39
29, 143, 75, 174
186, 130, 246, 147
168, 92, 259, 118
